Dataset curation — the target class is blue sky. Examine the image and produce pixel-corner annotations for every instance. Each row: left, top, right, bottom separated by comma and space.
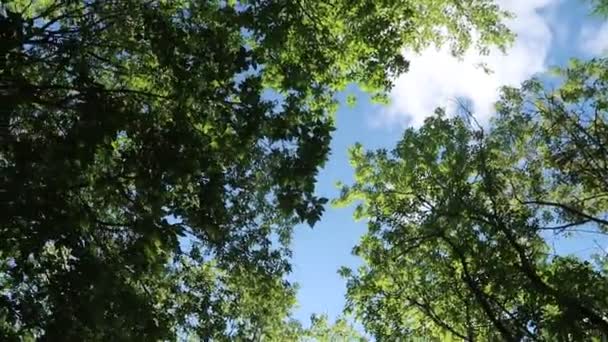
288, 0, 608, 326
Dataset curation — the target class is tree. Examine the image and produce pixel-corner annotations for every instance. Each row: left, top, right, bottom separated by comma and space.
337, 58, 608, 341
0, 0, 511, 339
269, 314, 367, 342
300, 314, 367, 342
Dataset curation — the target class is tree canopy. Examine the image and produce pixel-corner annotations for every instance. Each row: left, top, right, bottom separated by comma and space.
268, 314, 368, 342
337, 58, 608, 341
0, 0, 512, 340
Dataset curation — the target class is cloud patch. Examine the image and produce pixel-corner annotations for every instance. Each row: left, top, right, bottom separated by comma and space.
376, 0, 559, 128
580, 22, 608, 56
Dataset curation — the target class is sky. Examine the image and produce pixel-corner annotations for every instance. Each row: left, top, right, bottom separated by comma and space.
288, 0, 608, 327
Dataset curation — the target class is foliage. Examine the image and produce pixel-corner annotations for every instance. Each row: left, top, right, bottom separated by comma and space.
0, 0, 511, 339
301, 314, 367, 342
586, 0, 608, 15
270, 314, 367, 342
337, 58, 608, 340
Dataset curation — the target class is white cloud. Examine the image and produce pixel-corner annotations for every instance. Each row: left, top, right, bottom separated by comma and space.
580, 22, 608, 56
376, 0, 558, 128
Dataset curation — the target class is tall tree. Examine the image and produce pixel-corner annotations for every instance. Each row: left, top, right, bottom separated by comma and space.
337, 58, 608, 341
0, 0, 510, 339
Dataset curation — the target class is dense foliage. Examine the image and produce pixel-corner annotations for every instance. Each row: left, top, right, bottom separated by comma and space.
337, 58, 608, 340
0, 0, 511, 339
